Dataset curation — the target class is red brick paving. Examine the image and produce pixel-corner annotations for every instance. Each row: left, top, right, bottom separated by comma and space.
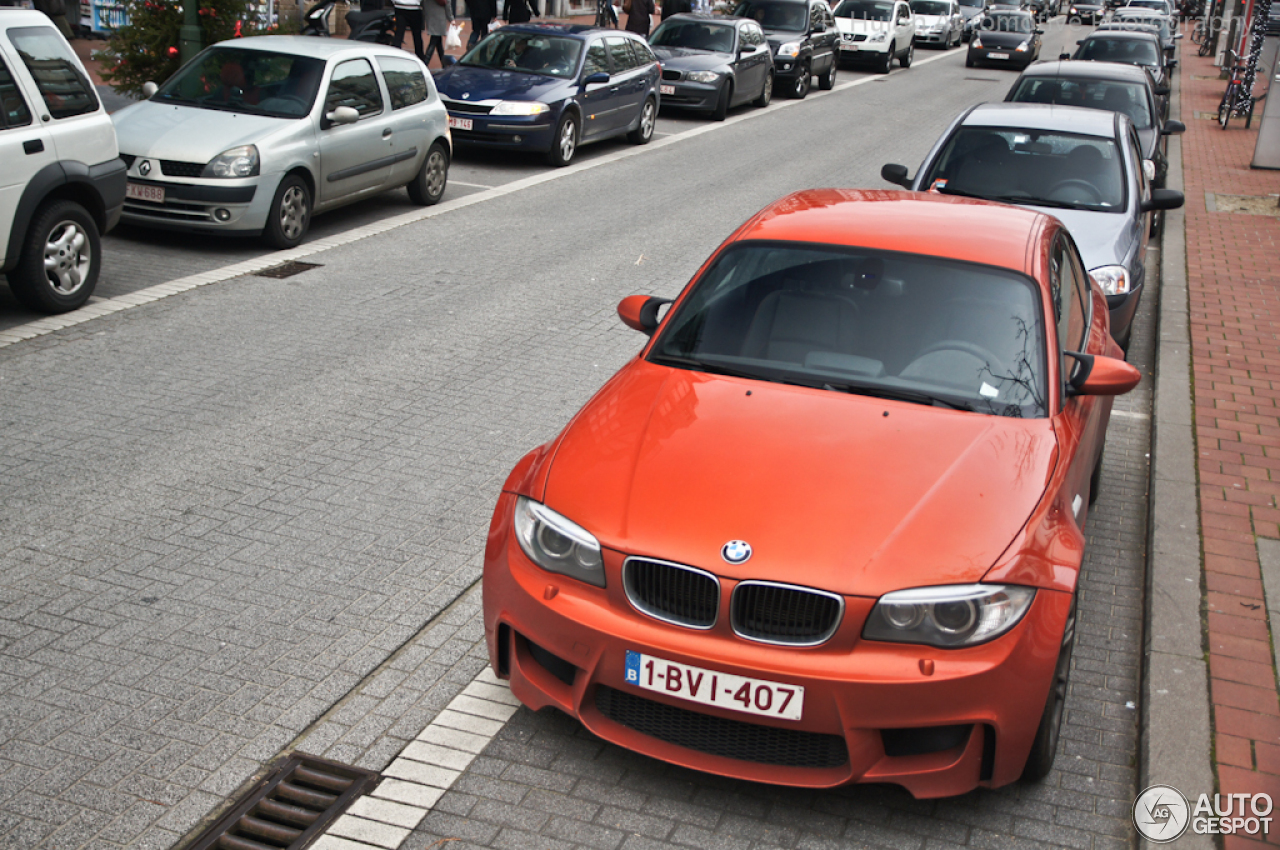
1182, 44, 1280, 843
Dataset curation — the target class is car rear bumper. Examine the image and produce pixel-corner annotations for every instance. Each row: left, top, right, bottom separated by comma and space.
482, 492, 1071, 798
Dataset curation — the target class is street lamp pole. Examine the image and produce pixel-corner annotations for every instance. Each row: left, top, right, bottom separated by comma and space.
179, 0, 202, 63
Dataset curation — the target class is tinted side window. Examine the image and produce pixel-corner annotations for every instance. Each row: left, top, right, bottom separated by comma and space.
8, 26, 98, 119
627, 38, 657, 66
377, 55, 428, 109
1051, 237, 1086, 351
583, 42, 609, 75
810, 2, 825, 29
605, 36, 635, 70
1127, 127, 1147, 194
325, 58, 383, 117
0, 55, 32, 129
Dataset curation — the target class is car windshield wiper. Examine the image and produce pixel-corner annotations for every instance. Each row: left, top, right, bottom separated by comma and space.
817, 379, 975, 410
1013, 196, 1090, 209
934, 185, 989, 200
649, 354, 771, 381
156, 92, 196, 104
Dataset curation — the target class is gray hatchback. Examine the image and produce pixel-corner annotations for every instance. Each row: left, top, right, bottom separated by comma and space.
881, 102, 1183, 350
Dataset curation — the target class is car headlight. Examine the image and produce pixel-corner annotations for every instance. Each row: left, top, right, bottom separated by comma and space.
868, 31, 888, 41
972, 35, 983, 46
1015, 38, 1031, 50
776, 41, 802, 56
1090, 265, 1130, 295
490, 100, 550, 116
685, 70, 720, 83
203, 145, 259, 179
863, 584, 1036, 647
513, 496, 605, 587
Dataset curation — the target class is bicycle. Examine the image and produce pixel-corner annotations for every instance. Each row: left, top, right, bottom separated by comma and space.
595, 0, 618, 27
1218, 51, 1270, 129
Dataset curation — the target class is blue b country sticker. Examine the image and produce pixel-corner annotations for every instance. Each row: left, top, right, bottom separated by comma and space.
624, 650, 641, 684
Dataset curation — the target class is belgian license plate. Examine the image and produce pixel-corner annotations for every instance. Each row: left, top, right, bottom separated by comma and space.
841, 43, 859, 51
447, 115, 472, 131
987, 51, 1009, 59
125, 182, 164, 203
624, 650, 804, 721
660, 84, 675, 95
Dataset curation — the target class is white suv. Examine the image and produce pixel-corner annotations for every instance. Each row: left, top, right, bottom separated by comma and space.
833, 0, 916, 72
0, 9, 124, 312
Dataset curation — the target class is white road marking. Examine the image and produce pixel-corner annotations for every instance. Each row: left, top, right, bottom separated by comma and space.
446, 179, 497, 189
1111, 409, 1152, 420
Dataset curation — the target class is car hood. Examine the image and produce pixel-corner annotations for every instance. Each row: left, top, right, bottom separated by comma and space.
1025, 204, 1136, 269
651, 47, 733, 71
434, 64, 567, 102
960, 6, 984, 18
539, 360, 1057, 598
764, 29, 809, 47
112, 99, 295, 162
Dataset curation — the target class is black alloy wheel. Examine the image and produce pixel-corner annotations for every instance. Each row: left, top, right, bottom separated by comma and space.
1021, 593, 1077, 781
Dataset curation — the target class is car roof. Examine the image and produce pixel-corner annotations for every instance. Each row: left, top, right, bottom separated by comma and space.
733, 189, 1050, 274
0, 8, 74, 27
664, 12, 751, 22
1089, 25, 1162, 39
962, 101, 1122, 136
215, 34, 416, 59
1018, 59, 1154, 83
485, 21, 618, 36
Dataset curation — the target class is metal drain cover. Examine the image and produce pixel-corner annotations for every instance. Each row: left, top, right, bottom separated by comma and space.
254, 261, 322, 279
187, 753, 378, 850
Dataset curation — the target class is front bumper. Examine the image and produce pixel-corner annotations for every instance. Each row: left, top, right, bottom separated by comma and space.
446, 109, 557, 153
482, 492, 1071, 798
1106, 279, 1144, 345
914, 30, 950, 43
120, 175, 265, 234
967, 45, 1034, 66
838, 38, 891, 58
658, 79, 722, 112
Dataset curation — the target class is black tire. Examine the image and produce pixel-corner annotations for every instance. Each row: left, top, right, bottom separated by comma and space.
407, 141, 449, 205
1088, 450, 1104, 505
879, 43, 894, 73
8, 200, 100, 313
628, 96, 657, 142
1219, 91, 1232, 129
547, 110, 579, 166
711, 82, 731, 121
1021, 594, 1076, 782
1149, 208, 1164, 238
790, 62, 810, 98
263, 174, 312, 249
754, 70, 773, 107
819, 59, 837, 89
900, 41, 913, 67
965, 52, 975, 67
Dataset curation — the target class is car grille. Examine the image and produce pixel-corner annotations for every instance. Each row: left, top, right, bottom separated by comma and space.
661, 68, 683, 81
161, 160, 205, 178
623, 558, 719, 629
445, 100, 494, 114
731, 582, 843, 645
845, 33, 868, 41
596, 685, 849, 769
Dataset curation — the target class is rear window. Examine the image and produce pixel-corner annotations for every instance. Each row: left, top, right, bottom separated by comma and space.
1009, 76, 1152, 129
7, 26, 98, 119
1076, 36, 1161, 65
733, 0, 809, 31
377, 55, 429, 109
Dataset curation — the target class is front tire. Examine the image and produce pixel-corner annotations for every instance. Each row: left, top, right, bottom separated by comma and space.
628, 97, 657, 142
1021, 594, 1076, 782
965, 52, 975, 67
263, 174, 312, 249
547, 110, 579, 166
711, 82, 731, 121
900, 41, 913, 67
819, 60, 837, 89
754, 70, 773, 107
9, 200, 100, 313
879, 43, 894, 73
790, 62, 810, 98
407, 141, 449, 205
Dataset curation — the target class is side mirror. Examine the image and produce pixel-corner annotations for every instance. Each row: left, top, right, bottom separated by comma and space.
1035, 26, 1044, 32
618, 294, 673, 335
1161, 118, 1185, 134
1143, 158, 1156, 181
325, 105, 359, 126
1140, 187, 1184, 212
1173, 30, 1183, 37
1167, 57, 1178, 67
1154, 83, 1171, 95
582, 71, 610, 86
1076, 38, 1084, 43
142, 81, 159, 97
1059, 51, 1071, 59
881, 162, 911, 187
1064, 351, 1141, 396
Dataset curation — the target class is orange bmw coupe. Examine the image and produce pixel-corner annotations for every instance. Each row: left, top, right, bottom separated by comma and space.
482, 189, 1140, 798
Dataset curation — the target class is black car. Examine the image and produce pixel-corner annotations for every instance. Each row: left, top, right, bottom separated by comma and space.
1073, 28, 1171, 116
966, 10, 1042, 69
1066, 0, 1105, 21
733, 0, 839, 98
1112, 9, 1180, 54
650, 14, 775, 119
1006, 60, 1184, 187
959, 0, 985, 39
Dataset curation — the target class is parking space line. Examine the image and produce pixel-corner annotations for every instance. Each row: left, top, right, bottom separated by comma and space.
446, 179, 497, 189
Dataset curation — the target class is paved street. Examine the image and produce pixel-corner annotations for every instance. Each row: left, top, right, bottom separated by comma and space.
1, 18, 1163, 849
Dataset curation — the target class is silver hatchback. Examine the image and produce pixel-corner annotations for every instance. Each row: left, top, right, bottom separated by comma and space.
112, 36, 451, 248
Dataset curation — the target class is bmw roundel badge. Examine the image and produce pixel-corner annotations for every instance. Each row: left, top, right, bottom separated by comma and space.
721, 540, 752, 564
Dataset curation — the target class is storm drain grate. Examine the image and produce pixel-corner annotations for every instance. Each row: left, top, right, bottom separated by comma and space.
187, 752, 378, 850
253, 261, 322, 279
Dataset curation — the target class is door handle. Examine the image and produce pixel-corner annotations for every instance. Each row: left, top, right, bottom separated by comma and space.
23, 139, 43, 154
382, 128, 393, 138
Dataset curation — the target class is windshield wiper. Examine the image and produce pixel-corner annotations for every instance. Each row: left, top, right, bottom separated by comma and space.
649, 354, 769, 380
818, 380, 975, 410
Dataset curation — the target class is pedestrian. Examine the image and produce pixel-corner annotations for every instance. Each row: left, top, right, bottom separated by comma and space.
661, 0, 691, 19
32, 0, 74, 40
423, 0, 455, 67
503, 0, 539, 25
623, 0, 654, 35
392, 0, 426, 60
466, 0, 496, 48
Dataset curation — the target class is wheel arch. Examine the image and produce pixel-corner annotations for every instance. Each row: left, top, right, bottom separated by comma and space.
4, 162, 111, 274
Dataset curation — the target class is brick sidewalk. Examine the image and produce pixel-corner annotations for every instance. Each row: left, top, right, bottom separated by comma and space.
1181, 46, 1280, 847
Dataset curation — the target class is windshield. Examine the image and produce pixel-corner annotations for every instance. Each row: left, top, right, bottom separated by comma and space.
1076, 36, 1161, 65
959, 0, 983, 7
833, 0, 894, 18
154, 48, 324, 118
460, 31, 584, 78
910, 0, 951, 13
922, 127, 1127, 212
1009, 76, 1153, 128
649, 242, 1047, 417
1126, 0, 1168, 10
977, 11, 1035, 30
651, 19, 737, 51
733, 0, 808, 31
1115, 13, 1170, 36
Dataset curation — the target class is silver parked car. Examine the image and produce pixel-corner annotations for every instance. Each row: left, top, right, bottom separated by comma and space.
112, 36, 451, 248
